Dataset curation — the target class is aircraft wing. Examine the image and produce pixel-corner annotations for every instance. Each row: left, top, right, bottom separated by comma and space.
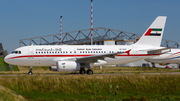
75, 52, 125, 63
148, 47, 172, 54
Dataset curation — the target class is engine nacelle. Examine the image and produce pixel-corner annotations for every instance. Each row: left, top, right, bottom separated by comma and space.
57, 61, 80, 72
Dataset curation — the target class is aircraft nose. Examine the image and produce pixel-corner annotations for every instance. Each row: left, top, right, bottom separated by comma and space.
4, 56, 9, 63
4, 55, 12, 64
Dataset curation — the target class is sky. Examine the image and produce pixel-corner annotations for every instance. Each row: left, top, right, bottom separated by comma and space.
0, 0, 180, 53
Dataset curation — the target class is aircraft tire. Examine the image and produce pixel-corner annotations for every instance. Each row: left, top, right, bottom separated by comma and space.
28, 71, 32, 75
87, 70, 93, 75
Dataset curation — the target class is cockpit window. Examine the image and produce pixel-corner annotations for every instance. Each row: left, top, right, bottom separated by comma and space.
12, 51, 21, 54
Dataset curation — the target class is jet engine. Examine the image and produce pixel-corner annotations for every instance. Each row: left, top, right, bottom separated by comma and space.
49, 61, 81, 72
56, 61, 80, 72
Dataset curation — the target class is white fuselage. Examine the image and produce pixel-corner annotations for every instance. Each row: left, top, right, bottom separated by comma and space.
5, 45, 163, 67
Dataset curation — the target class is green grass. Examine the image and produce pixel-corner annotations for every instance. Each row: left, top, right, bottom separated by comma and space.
0, 57, 19, 71
0, 74, 180, 100
0, 57, 11, 71
12, 65, 19, 71
0, 85, 27, 101
1, 65, 180, 100
2, 66, 178, 75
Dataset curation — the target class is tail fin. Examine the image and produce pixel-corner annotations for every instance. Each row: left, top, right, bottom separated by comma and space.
134, 16, 167, 47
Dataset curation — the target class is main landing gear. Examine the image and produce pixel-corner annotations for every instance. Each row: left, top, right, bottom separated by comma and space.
79, 68, 93, 75
28, 66, 33, 75
79, 64, 93, 75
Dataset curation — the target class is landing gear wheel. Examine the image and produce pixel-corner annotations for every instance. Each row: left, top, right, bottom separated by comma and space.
80, 69, 85, 74
28, 71, 32, 75
87, 69, 93, 75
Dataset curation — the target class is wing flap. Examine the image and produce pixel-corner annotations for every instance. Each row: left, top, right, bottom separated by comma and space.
76, 52, 124, 63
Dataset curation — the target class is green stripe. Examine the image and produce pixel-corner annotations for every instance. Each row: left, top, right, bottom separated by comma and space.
152, 29, 162, 31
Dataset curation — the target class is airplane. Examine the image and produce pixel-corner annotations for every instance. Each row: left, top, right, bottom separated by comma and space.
4, 16, 169, 75
145, 49, 180, 67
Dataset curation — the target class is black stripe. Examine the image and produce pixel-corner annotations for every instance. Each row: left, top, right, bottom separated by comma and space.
149, 33, 161, 36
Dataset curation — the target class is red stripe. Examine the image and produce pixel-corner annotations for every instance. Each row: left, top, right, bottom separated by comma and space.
144, 28, 153, 36
8, 54, 162, 59
170, 51, 180, 56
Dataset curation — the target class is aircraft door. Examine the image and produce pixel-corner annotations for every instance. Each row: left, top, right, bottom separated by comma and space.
28, 47, 34, 59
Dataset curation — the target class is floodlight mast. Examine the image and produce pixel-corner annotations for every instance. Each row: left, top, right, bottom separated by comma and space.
60, 16, 63, 45
91, 0, 93, 45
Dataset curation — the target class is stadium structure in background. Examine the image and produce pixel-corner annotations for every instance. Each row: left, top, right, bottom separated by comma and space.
19, 27, 179, 48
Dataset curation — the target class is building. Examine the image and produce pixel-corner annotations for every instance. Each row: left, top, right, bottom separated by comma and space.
0, 43, 3, 57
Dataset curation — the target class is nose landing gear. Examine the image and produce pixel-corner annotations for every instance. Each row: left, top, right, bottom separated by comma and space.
28, 66, 33, 75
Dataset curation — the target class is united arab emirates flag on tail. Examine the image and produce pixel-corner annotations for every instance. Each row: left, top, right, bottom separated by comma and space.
144, 28, 162, 36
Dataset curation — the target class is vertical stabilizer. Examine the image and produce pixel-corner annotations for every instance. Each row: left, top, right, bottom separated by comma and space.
135, 16, 167, 47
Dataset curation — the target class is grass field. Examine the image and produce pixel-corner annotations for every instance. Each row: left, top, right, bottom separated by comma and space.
0, 85, 27, 101
1, 65, 180, 74
1, 65, 180, 100
0, 73, 180, 100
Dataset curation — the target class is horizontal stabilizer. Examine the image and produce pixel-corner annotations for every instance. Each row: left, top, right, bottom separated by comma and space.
148, 47, 172, 54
